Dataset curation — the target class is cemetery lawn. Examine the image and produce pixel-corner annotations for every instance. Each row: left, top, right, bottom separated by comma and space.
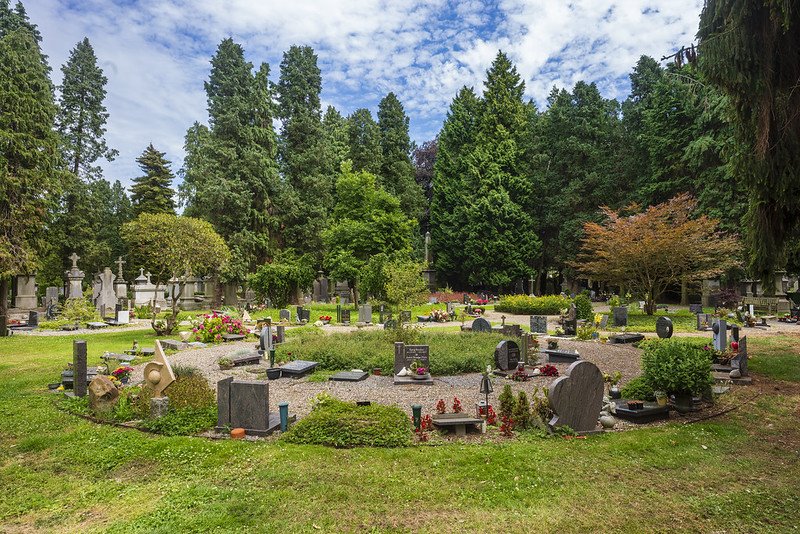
604, 307, 731, 333
1, 333, 799, 532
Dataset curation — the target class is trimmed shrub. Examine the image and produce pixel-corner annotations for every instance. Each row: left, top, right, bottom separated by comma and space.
573, 293, 593, 320
641, 339, 714, 395
498, 384, 515, 419
496, 295, 570, 315
282, 395, 412, 448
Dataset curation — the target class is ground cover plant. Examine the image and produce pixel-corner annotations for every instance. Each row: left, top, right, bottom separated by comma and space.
603, 307, 732, 333
0, 330, 799, 531
495, 295, 571, 315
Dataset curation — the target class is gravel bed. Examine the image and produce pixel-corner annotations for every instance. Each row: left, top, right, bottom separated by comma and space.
129, 337, 644, 419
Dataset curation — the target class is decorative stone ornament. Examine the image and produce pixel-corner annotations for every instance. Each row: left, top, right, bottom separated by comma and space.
144, 340, 176, 397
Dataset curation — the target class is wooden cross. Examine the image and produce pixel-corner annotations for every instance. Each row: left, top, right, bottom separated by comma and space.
69, 252, 80, 269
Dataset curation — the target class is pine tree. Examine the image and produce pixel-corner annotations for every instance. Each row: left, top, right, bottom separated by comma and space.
322, 105, 349, 177
0, 28, 61, 334
56, 37, 116, 180
698, 1, 800, 280
377, 92, 424, 219
0, 1, 46, 67
412, 139, 437, 233
130, 143, 176, 216
347, 108, 381, 175
276, 45, 332, 258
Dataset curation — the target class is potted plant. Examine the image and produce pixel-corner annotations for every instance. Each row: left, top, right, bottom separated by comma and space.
218, 357, 233, 370
547, 339, 559, 350
409, 359, 429, 379
604, 371, 622, 399
642, 339, 713, 413
319, 315, 331, 325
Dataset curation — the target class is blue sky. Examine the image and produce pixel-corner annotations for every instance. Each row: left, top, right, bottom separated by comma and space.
28, 0, 703, 187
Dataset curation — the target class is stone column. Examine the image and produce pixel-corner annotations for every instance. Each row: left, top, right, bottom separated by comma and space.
73, 340, 88, 397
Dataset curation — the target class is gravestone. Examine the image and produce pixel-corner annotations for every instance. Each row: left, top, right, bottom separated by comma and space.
446, 302, 456, 315
393, 342, 433, 385
656, 316, 673, 339
541, 348, 580, 363
296, 306, 305, 323
689, 303, 703, 314
608, 333, 645, 344
471, 317, 491, 333
279, 309, 291, 322
73, 340, 88, 397
216, 377, 282, 436
27, 311, 39, 328
599, 314, 609, 329
65, 252, 85, 299
730, 336, 748, 378
45, 286, 59, 308
276, 325, 285, 344
259, 324, 273, 355
329, 371, 369, 382
712, 319, 727, 351
548, 360, 604, 432
613, 400, 670, 424
341, 308, 351, 324
530, 316, 548, 334
279, 360, 318, 378
563, 304, 578, 336
95, 268, 117, 317
358, 303, 372, 323
612, 306, 628, 327
400, 310, 412, 324
494, 340, 521, 371
14, 274, 37, 309
696, 313, 713, 331
301, 308, 311, 322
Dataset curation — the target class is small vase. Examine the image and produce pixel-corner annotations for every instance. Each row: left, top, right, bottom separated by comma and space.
121, 376, 129, 385
609, 385, 621, 399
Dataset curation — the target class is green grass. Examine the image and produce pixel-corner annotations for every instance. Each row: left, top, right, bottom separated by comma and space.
249, 302, 488, 325
747, 335, 800, 382
603, 307, 735, 333
0, 330, 799, 532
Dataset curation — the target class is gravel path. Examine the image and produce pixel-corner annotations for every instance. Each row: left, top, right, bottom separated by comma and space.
129, 337, 642, 419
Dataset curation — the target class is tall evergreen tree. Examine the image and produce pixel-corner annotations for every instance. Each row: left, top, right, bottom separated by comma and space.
0, 29, 61, 334
412, 139, 437, 233
377, 92, 424, 219
347, 108, 381, 175
56, 37, 116, 180
321, 105, 349, 177
130, 143, 176, 216
276, 45, 332, 258
180, 38, 282, 281
698, 0, 800, 281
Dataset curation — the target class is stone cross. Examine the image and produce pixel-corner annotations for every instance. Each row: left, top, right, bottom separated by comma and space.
139, 268, 145, 277
69, 252, 80, 269
115, 256, 126, 277
424, 231, 431, 265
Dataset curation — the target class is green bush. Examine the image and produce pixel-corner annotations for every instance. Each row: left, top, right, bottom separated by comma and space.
282, 395, 412, 448
496, 295, 570, 315
248, 252, 316, 309
620, 376, 655, 401
134, 304, 154, 319
58, 298, 99, 324
275, 330, 503, 376
573, 293, 593, 321
498, 384, 515, 419
161, 374, 216, 411
641, 339, 713, 395
512, 391, 532, 429
139, 406, 216, 436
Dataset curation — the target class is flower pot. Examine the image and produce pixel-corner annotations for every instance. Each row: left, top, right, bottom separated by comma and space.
654, 391, 668, 406
672, 392, 693, 413
266, 368, 282, 380
609, 385, 621, 399
411, 373, 429, 380
372, 368, 382, 376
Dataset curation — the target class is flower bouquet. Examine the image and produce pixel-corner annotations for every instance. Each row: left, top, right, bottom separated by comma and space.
112, 365, 134, 384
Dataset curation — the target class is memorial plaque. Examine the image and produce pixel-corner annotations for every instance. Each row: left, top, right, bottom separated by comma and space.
612, 306, 628, 327
393, 342, 430, 375
494, 340, 520, 371
279, 360, 318, 378
329, 371, 369, 382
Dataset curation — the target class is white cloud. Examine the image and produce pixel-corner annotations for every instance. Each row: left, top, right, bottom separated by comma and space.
27, 0, 702, 186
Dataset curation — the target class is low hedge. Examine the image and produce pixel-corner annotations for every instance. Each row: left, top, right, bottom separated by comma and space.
495, 295, 571, 315
282, 395, 412, 448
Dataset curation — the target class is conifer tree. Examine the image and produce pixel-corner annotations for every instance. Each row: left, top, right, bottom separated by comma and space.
322, 105, 349, 177
377, 92, 424, 219
0, 29, 61, 334
56, 37, 116, 180
347, 108, 381, 175
130, 143, 176, 216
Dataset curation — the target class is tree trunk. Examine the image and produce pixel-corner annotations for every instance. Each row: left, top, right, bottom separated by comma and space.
680, 277, 689, 306
0, 276, 8, 337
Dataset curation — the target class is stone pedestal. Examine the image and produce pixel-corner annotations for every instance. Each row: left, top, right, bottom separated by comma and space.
150, 397, 169, 419
14, 275, 37, 309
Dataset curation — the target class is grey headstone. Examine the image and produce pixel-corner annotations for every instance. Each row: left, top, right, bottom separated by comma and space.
358, 303, 372, 323
259, 325, 273, 353
217, 378, 273, 435
341, 309, 351, 324
276, 325, 285, 344
599, 314, 609, 328
563, 304, 577, 336
530, 315, 548, 334
731, 336, 748, 376
279, 309, 291, 322
548, 360, 605, 432
697, 313, 713, 330
471, 317, 491, 333
296, 306, 305, 322
656, 316, 673, 339
612, 306, 628, 327
73, 340, 87, 397
329, 371, 369, 382
279, 360, 318, 377
712, 319, 727, 351
494, 340, 521, 371
689, 303, 703, 314
393, 342, 430, 375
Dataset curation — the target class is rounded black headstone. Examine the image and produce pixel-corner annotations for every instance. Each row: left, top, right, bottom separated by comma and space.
494, 340, 521, 371
656, 316, 673, 339
471, 317, 492, 333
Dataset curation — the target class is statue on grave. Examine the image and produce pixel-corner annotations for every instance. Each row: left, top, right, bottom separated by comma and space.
144, 340, 176, 397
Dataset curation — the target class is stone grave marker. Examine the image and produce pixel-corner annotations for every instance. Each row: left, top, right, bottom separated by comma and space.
259, 324, 273, 354
400, 310, 412, 323
393, 342, 432, 385
712, 319, 727, 351
73, 340, 88, 397
279, 309, 291, 322
216, 377, 283, 436
276, 325, 285, 344
563, 304, 577, 336
27, 311, 39, 328
45, 286, 59, 307
329, 371, 369, 382
656, 316, 673, 339
730, 336, 749, 379
301, 308, 311, 322
689, 303, 703, 314
341, 308, 351, 324
95, 267, 117, 317
612, 306, 628, 327
296, 306, 305, 322
548, 360, 604, 432
530, 315, 548, 334
608, 333, 645, 344
279, 360, 318, 378
494, 340, 521, 371
471, 317, 491, 333
358, 303, 372, 323
613, 399, 669, 424
696, 313, 713, 331
599, 315, 609, 329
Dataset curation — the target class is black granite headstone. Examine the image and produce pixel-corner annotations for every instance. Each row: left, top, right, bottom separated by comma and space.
73, 340, 88, 397
612, 306, 628, 327
494, 340, 521, 371
341, 309, 351, 324
656, 316, 673, 339
689, 303, 703, 314
471, 317, 491, 333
